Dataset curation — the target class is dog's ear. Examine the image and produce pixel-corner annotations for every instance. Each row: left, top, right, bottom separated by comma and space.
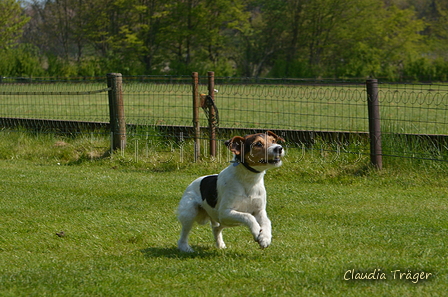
225, 136, 245, 155
266, 131, 285, 143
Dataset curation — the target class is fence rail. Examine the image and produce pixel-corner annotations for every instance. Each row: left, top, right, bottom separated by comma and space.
1, 74, 448, 166
0, 88, 111, 96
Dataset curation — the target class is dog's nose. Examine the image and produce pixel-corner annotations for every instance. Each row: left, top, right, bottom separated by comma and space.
274, 146, 283, 154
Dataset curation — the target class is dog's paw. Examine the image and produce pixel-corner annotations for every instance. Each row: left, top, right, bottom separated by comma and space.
216, 242, 227, 249
178, 242, 195, 253
256, 230, 271, 249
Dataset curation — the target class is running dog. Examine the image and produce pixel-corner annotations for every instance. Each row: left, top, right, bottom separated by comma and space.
177, 131, 285, 252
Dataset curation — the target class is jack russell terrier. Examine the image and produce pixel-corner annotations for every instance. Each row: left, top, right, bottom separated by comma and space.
177, 131, 285, 252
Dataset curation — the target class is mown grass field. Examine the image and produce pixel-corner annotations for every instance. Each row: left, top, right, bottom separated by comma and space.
0, 131, 447, 296
1, 81, 448, 134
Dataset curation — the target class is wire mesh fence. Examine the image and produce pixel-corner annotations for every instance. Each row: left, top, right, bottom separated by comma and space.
380, 83, 448, 135
123, 76, 196, 127
1, 75, 448, 164
378, 83, 448, 161
120, 76, 369, 141
213, 83, 367, 132
0, 78, 109, 122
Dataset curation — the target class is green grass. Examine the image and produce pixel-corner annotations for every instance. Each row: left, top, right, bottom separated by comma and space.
0, 131, 447, 296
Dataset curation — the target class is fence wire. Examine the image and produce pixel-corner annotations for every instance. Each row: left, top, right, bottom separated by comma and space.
380, 83, 448, 135
123, 77, 195, 127
0, 80, 109, 123
379, 83, 448, 161
1, 76, 448, 163
121, 78, 368, 133
214, 83, 367, 132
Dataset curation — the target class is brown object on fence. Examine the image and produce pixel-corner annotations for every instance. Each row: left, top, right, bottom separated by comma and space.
366, 79, 383, 169
107, 73, 126, 151
192, 72, 201, 162
207, 71, 217, 158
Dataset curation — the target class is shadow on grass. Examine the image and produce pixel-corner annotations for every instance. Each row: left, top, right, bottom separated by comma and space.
140, 246, 217, 259
140, 246, 258, 259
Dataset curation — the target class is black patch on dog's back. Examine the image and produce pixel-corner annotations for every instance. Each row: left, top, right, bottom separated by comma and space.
200, 175, 218, 208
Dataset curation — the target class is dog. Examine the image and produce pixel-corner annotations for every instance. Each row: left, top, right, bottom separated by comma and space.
177, 131, 285, 252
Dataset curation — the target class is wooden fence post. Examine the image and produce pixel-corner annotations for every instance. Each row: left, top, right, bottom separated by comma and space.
107, 73, 126, 151
208, 71, 216, 158
192, 72, 200, 162
366, 79, 382, 169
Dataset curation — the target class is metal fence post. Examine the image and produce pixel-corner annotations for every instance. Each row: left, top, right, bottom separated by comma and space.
208, 71, 216, 158
107, 73, 126, 151
366, 79, 382, 169
192, 72, 200, 162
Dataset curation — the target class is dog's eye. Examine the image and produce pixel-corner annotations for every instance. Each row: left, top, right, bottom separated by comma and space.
255, 142, 263, 147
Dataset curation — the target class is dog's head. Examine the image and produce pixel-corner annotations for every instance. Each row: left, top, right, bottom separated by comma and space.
225, 131, 285, 171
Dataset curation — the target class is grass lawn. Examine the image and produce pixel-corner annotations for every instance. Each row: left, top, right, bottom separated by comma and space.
0, 132, 447, 296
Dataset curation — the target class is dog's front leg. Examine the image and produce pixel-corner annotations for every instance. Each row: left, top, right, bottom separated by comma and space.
211, 221, 226, 249
220, 209, 261, 242
254, 210, 272, 249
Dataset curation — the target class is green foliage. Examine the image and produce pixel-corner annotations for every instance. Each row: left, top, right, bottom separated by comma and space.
3, 0, 448, 80
45, 54, 78, 78
77, 57, 103, 77
401, 55, 448, 82
0, 0, 30, 49
0, 44, 44, 77
269, 59, 313, 78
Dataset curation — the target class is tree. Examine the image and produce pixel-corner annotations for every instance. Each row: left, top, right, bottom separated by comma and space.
428, 0, 448, 57
158, 0, 249, 75
259, 0, 427, 78
235, 0, 290, 77
136, 0, 168, 73
0, 0, 43, 77
335, 3, 426, 79
6, 0, 446, 79
0, 0, 30, 49
249, 0, 378, 77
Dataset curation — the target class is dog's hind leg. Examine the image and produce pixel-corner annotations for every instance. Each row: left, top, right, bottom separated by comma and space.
177, 198, 200, 253
178, 220, 195, 253
211, 221, 226, 249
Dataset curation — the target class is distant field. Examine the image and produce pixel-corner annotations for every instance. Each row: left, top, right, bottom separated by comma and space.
1, 82, 447, 135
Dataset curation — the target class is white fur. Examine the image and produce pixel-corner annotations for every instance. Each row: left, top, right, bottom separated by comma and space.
177, 132, 284, 252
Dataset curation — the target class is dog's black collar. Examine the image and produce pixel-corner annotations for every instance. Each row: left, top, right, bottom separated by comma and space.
233, 155, 262, 174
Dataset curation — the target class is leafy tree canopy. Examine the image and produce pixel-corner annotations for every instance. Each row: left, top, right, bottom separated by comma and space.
0, 0, 30, 49
2, 0, 447, 81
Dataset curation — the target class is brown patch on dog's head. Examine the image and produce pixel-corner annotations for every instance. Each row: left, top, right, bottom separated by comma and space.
248, 131, 284, 145
225, 131, 285, 168
225, 136, 245, 155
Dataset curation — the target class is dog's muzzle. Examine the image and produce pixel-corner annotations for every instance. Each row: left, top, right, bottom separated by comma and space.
262, 145, 284, 165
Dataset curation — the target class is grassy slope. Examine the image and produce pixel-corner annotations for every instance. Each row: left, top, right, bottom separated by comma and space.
0, 133, 447, 296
